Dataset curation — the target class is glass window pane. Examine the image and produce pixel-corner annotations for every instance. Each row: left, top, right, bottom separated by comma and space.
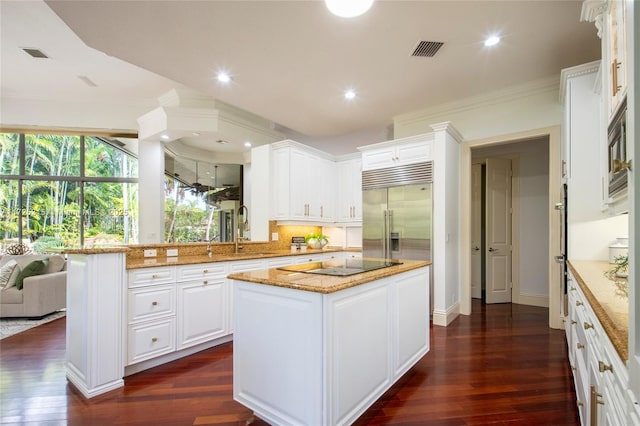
21, 179, 81, 250
0, 133, 20, 175
85, 136, 138, 178
25, 134, 81, 176
0, 179, 20, 252
165, 175, 226, 243
84, 182, 138, 246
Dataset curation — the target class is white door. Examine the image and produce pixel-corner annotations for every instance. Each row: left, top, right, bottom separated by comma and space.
485, 158, 512, 304
471, 164, 482, 299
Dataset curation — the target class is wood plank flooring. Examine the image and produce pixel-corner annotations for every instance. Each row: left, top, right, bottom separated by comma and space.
0, 300, 579, 425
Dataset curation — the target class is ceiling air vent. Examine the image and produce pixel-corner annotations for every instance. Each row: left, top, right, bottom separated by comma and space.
21, 48, 49, 59
411, 41, 444, 57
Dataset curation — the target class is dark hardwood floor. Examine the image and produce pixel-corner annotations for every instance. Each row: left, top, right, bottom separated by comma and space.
0, 300, 579, 425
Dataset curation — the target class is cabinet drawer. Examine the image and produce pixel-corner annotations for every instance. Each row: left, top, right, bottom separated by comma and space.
127, 317, 176, 365
177, 263, 227, 282
128, 267, 175, 288
128, 285, 175, 323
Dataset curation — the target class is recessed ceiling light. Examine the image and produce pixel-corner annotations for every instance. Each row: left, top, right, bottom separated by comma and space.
325, 0, 374, 18
217, 71, 232, 83
161, 134, 170, 140
244, 141, 252, 148
216, 139, 229, 144
484, 35, 501, 47
344, 89, 356, 100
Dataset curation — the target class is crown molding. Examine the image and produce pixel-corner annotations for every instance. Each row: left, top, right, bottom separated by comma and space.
394, 75, 560, 129
580, 0, 607, 38
558, 60, 601, 104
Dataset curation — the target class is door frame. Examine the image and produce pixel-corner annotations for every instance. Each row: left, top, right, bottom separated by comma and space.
460, 126, 562, 329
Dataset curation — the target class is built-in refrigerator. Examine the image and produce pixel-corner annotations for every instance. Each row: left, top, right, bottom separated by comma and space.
362, 164, 432, 262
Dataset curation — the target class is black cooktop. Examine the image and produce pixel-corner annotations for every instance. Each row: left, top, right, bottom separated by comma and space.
278, 258, 403, 276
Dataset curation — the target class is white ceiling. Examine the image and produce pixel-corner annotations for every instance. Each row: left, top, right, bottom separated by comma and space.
2, 0, 600, 155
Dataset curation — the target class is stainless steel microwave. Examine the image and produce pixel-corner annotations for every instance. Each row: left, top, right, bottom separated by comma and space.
608, 98, 628, 197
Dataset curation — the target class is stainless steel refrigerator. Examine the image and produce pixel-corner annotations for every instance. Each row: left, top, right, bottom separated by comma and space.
362, 183, 432, 261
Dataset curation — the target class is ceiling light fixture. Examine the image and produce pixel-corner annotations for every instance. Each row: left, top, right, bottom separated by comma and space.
217, 71, 232, 83
484, 35, 501, 47
161, 134, 170, 140
325, 0, 374, 18
244, 141, 252, 148
344, 89, 356, 100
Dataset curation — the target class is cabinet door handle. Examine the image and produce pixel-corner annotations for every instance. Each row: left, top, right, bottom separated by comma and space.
584, 322, 594, 330
612, 59, 622, 96
203, 280, 208, 285
571, 320, 577, 325
152, 274, 159, 279
598, 361, 613, 373
152, 301, 158, 306
577, 342, 585, 349
203, 269, 208, 273
151, 337, 158, 343
576, 300, 583, 306
321, 205, 323, 217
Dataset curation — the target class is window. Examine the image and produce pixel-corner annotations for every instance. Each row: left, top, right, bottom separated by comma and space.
0, 133, 139, 252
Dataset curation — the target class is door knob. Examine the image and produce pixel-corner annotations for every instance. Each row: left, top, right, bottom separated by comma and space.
488, 247, 496, 252
473, 246, 480, 251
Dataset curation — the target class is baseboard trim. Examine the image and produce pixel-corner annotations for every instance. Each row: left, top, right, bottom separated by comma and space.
432, 303, 460, 326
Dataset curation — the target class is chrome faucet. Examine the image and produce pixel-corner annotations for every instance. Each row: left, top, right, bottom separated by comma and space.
235, 205, 250, 254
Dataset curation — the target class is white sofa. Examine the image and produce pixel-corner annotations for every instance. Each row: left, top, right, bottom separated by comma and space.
0, 254, 66, 318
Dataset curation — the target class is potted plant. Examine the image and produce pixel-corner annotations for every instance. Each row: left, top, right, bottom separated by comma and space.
608, 254, 629, 278
305, 232, 328, 250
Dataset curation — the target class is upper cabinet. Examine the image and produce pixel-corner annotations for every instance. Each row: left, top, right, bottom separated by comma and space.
581, 0, 632, 213
336, 157, 362, 222
605, 0, 627, 118
360, 139, 432, 171
271, 141, 337, 223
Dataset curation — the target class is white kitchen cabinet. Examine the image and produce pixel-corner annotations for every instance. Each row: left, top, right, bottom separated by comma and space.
227, 259, 267, 333
336, 157, 362, 222
360, 137, 433, 171
127, 317, 176, 365
233, 266, 429, 426
271, 141, 336, 223
605, 0, 628, 119
177, 278, 227, 350
176, 262, 229, 350
566, 268, 629, 426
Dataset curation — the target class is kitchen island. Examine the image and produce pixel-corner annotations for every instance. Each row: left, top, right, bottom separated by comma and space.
228, 258, 430, 426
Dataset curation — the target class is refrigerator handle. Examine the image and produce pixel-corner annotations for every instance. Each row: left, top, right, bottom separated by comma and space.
383, 210, 388, 258
388, 210, 394, 257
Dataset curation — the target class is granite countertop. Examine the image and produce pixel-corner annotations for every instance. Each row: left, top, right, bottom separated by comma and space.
227, 259, 430, 294
125, 248, 350, 269
567, 260, 628, 362
65, 247, 129, 254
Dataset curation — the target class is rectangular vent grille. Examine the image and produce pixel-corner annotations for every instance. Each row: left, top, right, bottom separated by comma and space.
362, 162, 433, 190
411, 41, 444, 57
22, 48, 49, 59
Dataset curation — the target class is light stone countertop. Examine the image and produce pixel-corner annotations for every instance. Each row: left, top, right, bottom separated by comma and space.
227, 259, 430, 294
568, 260, 628, 361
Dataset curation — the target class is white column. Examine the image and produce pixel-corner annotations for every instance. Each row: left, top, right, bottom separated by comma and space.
430, 122, 463, 326
138, 139, 165, 243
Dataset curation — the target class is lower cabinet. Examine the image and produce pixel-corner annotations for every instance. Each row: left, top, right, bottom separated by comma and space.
177, 278, 227, 350
566, 270, 629, 426
233, 266, 430, 426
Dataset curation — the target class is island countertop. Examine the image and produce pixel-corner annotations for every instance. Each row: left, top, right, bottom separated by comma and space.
567, 260, 628, 361
227, 259, 430, 294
